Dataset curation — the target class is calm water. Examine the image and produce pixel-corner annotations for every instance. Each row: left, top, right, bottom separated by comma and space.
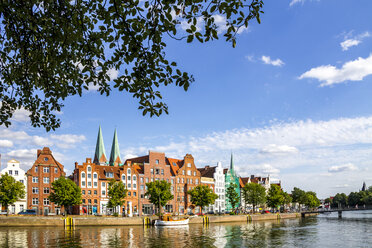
1, 211, 372, 247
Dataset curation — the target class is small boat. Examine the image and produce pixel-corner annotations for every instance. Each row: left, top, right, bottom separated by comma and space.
154, 215, 189, 226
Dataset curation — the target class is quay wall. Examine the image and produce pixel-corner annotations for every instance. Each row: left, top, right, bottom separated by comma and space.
0, 213, 300, 227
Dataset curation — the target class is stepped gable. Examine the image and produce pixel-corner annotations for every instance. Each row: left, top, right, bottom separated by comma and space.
34, 147, 65, 173
93, 126, 107, 165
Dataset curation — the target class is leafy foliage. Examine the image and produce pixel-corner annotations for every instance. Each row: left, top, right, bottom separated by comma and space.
332, 193, 348, 208
48, 177, 82, 211
266, 184, 284, 208
242, 182, 266, 213
145, 180, 174, 214
226, 183, 240, 210
302, 191, 320, 209
188, 185, 218, 213
0, 173, 26, 212
291, 187, 306, 204
0, 0, 264, 131
107, 180, 128, 212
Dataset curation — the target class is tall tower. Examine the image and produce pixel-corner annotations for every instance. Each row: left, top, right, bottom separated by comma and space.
109, 129, 121, 166
229, 152, 235, 176
93, 126, 107, 165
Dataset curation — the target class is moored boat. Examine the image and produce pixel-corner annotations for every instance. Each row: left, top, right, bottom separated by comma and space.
154, 215, 189, 226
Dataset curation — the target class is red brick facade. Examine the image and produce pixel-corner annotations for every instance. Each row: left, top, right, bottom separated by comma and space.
26, 147, 65, 215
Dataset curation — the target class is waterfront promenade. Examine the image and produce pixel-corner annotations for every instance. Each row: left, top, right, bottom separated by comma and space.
0, 213, 300, 227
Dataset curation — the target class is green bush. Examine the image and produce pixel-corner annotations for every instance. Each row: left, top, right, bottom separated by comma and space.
113, 212, 119, 217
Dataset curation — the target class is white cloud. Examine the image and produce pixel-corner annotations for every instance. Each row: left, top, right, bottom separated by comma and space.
0, 139, 13, 148
33, 136, 53, 146
50, 134, 86, 149
245, 55, 255, 62
261, 164, 280, 175
261, 56, 285, 67
289, 0, 305, 7
0, 129, 31, 140
7, 149, 37, 160
299, 53, 372, 86
328, 163, 357, 173
11, 108, 30, 122
340, 31, 370, 51
260, 144, 298, 154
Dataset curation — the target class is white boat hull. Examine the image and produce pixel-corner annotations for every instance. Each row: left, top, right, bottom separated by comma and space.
154, 218, 189, 226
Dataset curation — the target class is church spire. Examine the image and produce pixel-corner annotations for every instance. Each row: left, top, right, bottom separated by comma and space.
229, 152, 235, 175
93, 126, 107, 165
109, 129, 121, 166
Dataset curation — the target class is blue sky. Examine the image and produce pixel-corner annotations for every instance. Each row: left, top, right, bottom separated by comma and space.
1, 0, 372, 198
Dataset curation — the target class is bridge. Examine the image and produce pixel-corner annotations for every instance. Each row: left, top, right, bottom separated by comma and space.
301, 206, 372, 218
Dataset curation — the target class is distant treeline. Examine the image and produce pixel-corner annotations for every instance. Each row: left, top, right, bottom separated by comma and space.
325, 186, 372, 208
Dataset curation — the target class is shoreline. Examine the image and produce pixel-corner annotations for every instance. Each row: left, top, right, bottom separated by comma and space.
0, 213, 307, 227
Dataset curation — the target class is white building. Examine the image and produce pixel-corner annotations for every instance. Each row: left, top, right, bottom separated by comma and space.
198, 162, 226, 213
0, 159, 27, 214
240, 175, 270, 212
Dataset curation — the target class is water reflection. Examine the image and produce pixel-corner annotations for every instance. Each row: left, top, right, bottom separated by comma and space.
1, 211, 372, 248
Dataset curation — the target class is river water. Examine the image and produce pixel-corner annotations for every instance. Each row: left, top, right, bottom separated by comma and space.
1, 210, 372, 247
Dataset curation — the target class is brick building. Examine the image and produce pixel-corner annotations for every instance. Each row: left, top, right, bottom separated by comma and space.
26, 147, 65, 215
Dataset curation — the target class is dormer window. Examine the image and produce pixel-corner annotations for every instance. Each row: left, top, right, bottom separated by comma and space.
44, 157, 49, 161
106, 172, 114, 178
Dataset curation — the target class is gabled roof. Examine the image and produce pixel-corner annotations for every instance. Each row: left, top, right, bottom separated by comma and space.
239, 177, 245, 188
240, 177, 250, 185
125, 155, 149, 164
197, 166, 216, 178
166, 157, 183, 176
223, 168, 228, 174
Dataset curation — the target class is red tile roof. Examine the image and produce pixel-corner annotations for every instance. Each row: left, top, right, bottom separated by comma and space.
198, 166, 217, 178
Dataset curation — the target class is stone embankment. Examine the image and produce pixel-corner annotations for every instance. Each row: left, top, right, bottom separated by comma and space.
0, 213, 300, 227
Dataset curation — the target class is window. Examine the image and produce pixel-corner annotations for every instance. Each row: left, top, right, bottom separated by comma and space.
128, 183, 131, 188
33, 177, 38, 183
133, 192, 137, 196
122, 175, 125, 181
32, 198, 39, 205
55, 177, 59, 181
182, 178, 184, 183
161, 169, 164, 175
81, 172, 85, 178
43, 167, 49, 173
172, 162, 177, 166
171, 186, 174, 191
82, 199, 86, 204
8, 170, 12, 175
102, 182, 106, 187
133, 175, 137, 181
87, 173, 92, 179
177, 178, 180, 183
93, 173, 97, 179
150, 168, 154, 174
35, 167, 38, 173
43, 177, 50, 184
140, 177, 144, 183
32, 187, 39, 194
43, 198, 50, 205
182, 170, 185, 175
196, 179, 199, 184
87, 166, 91, 172
20, 180, 24, 184
187, 163, 191, 168
155, 169, 160, 175
102, 190, 106, 196
94, 190, 97, 195
44, 157, 49, 161
155, 159, 159, 164
171, 179, 174, 184
182, 196, 184, 202
141, 194, 145, 199
133, 184, 137, 189
128, 192, 131, 196
177, 186, 180, 192
55, 168, 58, 174
151, 178, 153, 182
127, 168, 131, 175
146, 178, 149, 183
94, 182, 98, 187
82, 190, 85, 195
187, 178, 190, 184
128, 175, 131, 181
187, 170, 191, 176
88, 190, 91, 195
20, 205, 24, 212
44, 188, 50, 194
140, 185, 144, 190
88, 199, 92, 204
94, 199, 98, 204
15, 170, 18, 176
82, 181, 86, 187
88, 182, 92, 187
194, 171, 196, 176
190, 179, 193, 184
106, 172, 113, 178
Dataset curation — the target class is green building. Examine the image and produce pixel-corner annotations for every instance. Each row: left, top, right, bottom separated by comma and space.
224, 153, 241, 211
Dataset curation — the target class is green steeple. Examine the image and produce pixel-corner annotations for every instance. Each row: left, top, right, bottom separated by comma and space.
93, 126, 107, 165
109, 129, 121, 166
229, 152, 235, 175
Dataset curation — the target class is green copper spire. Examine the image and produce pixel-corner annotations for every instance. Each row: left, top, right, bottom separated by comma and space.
109, 129, 121, 166
229, 152, 235, 175
93, 126, 107, 165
